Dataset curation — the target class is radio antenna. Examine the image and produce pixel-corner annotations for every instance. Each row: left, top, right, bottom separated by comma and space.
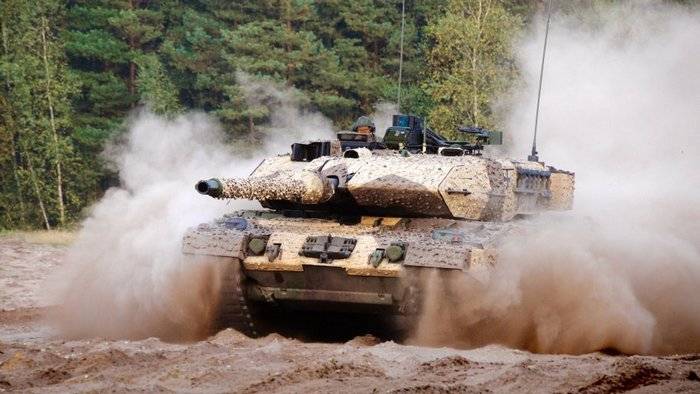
528, 0, 552, 162
397, 0, 406, 113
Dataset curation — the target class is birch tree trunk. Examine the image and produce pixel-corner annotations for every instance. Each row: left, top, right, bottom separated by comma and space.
10, 133, 26, 225
471, 0, 483, 127
282, 0, 293, 86
40, 16, 65, 226
23, 146, 51, 230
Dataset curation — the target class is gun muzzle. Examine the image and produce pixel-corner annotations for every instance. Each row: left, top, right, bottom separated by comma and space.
195, 178, 223, 198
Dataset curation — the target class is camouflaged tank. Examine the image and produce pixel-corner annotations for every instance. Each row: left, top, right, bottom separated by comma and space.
183, 115, 575, 337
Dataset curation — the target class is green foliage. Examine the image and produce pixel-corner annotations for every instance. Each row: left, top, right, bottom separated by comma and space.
426, 0, 522, 139
135, 54, 181, 115
0, 0, 81, 228
63, 30, 130, 63
0, 0, 550, 229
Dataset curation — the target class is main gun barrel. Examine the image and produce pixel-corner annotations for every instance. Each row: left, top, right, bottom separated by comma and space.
196, 173, 336, 204
196, 178, 223, 198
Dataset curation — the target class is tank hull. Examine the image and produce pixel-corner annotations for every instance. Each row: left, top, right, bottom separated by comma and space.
183, 209, 520, 336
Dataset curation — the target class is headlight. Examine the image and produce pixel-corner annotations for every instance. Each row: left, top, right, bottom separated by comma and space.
385, 244, 405, 262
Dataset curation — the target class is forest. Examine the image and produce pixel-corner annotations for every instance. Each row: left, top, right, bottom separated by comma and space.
0, 0, 691, 229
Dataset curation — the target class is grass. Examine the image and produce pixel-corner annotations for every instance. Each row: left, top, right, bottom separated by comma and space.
0, 229, 76, 246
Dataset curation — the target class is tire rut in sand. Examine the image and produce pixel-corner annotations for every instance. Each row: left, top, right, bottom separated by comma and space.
577, 359, 671, 393
240, 359, 386, 393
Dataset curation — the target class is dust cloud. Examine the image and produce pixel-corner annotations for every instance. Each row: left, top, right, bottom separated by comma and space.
236, 71, 334, 152
371, 101, 399, 138
47, 112, 249, 340
49, 76, 334, 340
414, 2, 700, 355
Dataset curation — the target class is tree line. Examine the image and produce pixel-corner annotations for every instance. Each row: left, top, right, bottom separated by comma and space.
0, 0, 689, 229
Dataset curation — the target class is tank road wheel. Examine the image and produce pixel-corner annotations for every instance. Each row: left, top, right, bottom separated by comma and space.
215, 258, 267, 338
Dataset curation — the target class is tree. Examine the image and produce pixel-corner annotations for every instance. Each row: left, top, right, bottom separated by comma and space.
64, 1, 135, 162
220, 2, 354, 128
135, 53, 181, 115
1, 0, 544, 229
426, 0, 521, 138
0, 0, 78, 229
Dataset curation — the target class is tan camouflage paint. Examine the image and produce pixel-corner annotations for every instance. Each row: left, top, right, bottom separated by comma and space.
188, 149, 574, 278
183, 213, 514, 278
213, 151, 574, 221
548, 171, 576, 210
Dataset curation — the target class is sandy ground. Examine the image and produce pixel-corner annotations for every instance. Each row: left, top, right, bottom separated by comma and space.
0, 236, 699, 393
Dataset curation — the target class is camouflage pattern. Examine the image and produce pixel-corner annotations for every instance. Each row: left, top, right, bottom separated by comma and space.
182, 210, 512, 335
209, 151, 574, 221
185, 141, 574, 336
183, 212, 510, 277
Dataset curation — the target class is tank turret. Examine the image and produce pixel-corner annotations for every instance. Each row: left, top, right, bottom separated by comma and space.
196, 151, 574, 221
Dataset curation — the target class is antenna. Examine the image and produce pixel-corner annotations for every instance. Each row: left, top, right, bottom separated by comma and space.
529, 0, 552, 162
397, 0, 406, 113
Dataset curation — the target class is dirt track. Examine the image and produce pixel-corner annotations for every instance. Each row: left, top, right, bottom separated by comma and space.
1, 236, 699, 393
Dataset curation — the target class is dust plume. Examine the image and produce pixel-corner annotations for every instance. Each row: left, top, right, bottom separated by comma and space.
47, 112, 250, 340
371, 101, 399, 138
413, 2, 700, 355
49, 75, 335, 340
236, 71, 334, 152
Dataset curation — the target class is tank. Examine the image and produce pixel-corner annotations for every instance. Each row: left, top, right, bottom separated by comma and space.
183, 115, 575, 338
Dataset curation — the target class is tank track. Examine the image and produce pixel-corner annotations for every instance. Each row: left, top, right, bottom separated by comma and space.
215, 258, 264, 337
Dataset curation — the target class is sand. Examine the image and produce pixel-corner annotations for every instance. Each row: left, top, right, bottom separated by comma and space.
0, 236, 698, 393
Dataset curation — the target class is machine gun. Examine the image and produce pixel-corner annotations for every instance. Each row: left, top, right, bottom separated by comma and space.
382, 114, 502, 156
287, 114, 503, 163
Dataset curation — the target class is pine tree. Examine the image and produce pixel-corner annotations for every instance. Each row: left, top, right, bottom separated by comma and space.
135, 53, 181, 115
107, 0, 165, 96
64, 1, 134, 157
65, 0, 178, 142
220, 2, 354, 129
